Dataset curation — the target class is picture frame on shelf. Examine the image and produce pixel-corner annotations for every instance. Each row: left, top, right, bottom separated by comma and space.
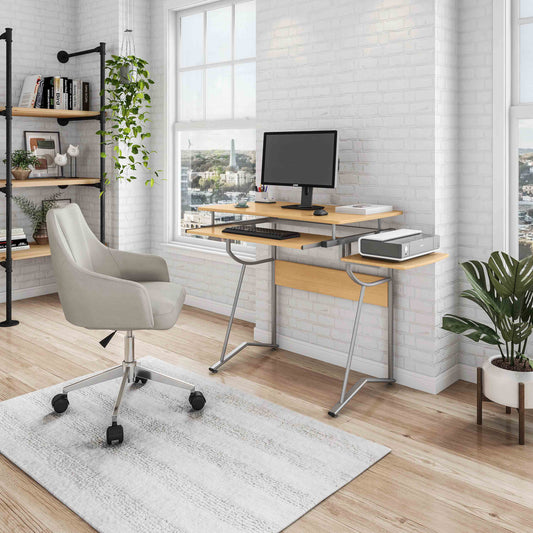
24, 131, 62, 177
42, 198, 71, 211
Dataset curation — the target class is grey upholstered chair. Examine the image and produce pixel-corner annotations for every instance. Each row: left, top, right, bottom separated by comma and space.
47, 203, 205, 445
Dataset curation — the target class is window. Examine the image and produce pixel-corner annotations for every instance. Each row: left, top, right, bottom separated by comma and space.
511, 1, 533, 258
173, 0, 256, 246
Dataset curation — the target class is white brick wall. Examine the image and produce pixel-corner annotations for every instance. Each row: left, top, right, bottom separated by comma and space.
0, 0, 498, 391
458, 0, 495, 372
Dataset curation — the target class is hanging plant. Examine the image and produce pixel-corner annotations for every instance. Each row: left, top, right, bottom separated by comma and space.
98, 55, 160, 186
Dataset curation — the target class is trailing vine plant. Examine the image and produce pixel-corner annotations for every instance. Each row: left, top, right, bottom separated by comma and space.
97, 55, 160, 187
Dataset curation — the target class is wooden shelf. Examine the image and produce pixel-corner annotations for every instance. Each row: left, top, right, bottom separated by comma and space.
0, 177, 100, 188
0, 106, 100, 119
0, 243, 50, 261
186, 223, 330, 249
198, 201, 403, 226
342, 252, 448, 270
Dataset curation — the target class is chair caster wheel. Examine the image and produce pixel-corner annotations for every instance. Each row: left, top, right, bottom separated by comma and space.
134, 377, 147, 385
106, 423, 124, 445
189, 391, 206, 411
51, 393, 69, 413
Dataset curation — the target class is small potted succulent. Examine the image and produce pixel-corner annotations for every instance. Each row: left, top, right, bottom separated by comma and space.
3, 149, 41, 180
13, 191, 63, 245
442, 251, 533, 410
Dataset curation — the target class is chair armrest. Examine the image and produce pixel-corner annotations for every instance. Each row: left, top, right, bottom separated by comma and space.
56, 260, 155, 330
109, 249, 170, 282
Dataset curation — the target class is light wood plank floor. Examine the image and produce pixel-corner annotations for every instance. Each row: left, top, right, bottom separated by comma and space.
0, 294, 532, 533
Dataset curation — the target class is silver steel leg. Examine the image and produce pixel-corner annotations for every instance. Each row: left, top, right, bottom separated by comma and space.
388, 270, 394, 381
135, 366, 195, 392
271, 245, 277, 346
209, 248, 277, 372
329, 266, 395, 417
63, 365, 122, 393
220, 263, 246, 359
340, 286, 366, 403
111, 370, 129, 424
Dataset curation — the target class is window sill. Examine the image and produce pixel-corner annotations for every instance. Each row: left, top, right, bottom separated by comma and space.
160, 240, 256, 263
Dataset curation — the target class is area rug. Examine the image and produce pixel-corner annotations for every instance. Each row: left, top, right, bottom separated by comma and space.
0, 356, 389, 533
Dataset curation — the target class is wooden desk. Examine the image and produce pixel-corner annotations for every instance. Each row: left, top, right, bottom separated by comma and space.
198, 201, 403, 226
192, 202, 446, 417
342, 252, 449, 270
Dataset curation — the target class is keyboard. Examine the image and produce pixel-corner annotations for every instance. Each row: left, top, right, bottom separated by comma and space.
222, 225, 301, 240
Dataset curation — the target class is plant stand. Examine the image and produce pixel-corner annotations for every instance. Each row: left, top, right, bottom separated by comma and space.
477, 367, 526, 445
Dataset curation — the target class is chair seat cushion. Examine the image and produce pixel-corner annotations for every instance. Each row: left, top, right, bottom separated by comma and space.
138, 282, 186, 330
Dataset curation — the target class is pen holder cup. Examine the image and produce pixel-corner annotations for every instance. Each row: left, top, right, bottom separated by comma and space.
255, 191, 273, 202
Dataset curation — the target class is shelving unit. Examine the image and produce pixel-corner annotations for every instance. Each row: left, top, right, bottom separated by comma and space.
0, 27, 106, 327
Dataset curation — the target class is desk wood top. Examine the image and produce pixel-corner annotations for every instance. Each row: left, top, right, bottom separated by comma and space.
342, 252, 448, 270
186, 223, 329, 249
198, 202, 403, 226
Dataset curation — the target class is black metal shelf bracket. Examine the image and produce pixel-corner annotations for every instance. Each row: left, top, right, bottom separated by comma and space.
57, 115, 100, 127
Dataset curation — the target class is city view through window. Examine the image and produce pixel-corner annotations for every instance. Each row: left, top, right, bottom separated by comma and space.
178, 129, 256, 238
519, 120, 533, 258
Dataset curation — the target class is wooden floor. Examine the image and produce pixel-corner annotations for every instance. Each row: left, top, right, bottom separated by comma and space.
0, 294, 532, 533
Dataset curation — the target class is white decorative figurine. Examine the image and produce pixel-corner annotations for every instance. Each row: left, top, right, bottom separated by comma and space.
67, 144, 80, 177
54, 152, 68, 177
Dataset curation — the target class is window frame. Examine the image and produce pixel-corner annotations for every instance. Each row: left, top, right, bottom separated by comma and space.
169, 0, 256, 254
506, 0, 533, 257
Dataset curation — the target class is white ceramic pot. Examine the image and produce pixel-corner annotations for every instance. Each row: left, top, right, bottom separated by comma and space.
482, 355, 533, 408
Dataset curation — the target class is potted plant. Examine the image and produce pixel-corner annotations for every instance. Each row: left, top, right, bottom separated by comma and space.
442, 251, 533, 411
3, 149, 41, 180
13, 191, 63, 245
98, 54, 160, 186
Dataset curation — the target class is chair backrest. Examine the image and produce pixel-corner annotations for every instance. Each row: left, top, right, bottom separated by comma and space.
47, 203, 121, 323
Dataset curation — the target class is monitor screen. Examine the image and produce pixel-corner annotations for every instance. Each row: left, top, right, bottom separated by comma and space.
261, 130, 338, 188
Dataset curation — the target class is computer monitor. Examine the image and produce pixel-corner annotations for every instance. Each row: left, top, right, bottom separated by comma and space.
261, 130, 338, 210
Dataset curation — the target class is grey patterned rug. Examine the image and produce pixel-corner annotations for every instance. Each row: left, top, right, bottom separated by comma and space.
0, 357, 389, 533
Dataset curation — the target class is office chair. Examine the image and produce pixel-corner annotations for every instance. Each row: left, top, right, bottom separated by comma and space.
46, 203, 205, 445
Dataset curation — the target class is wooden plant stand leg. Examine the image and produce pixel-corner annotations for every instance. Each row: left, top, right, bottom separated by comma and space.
506, 406, 512, 414
519, 382, 525, 445
477, 367, 483, 425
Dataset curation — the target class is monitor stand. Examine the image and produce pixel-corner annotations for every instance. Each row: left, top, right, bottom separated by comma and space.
281, 186, 324, 210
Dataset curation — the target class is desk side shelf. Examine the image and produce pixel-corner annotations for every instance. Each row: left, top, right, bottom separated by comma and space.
342, 252, 448, 270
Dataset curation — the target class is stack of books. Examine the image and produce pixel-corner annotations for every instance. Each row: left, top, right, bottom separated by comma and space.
0, 228, 30, 253
18, 75, 90, 111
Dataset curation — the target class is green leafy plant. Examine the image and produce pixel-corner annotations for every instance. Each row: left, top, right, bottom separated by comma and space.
442, 251, 533, 370
97, 54, 159, 187
3, 149, 40, 170
13, 191, 63, 233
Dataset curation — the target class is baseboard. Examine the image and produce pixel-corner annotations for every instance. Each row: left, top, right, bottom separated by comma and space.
185, 294, 255, 323
0, 283, 57, 304
254, 327, 462, 394
458, 363, 477, 384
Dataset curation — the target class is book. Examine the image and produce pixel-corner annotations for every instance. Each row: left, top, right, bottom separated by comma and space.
43, 77, 54, 109
0, 237, 30, 250
82, 82, 90, 111
72, 80, 82, 110
54, 76, 62, 109
335, 204, 393, 215
34, 80, 44, 108
0, 228, 25, 239
62, 77, 69, 110
18, 75, 41, 107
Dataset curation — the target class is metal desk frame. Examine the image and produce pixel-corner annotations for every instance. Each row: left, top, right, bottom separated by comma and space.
204, 214, 399, 416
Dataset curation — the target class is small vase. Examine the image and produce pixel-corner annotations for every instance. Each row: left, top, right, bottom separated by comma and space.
11, 167, 31, 180
33, 224, 49, 245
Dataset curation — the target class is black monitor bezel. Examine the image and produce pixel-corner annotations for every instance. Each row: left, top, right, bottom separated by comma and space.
260, 130, 338, 189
